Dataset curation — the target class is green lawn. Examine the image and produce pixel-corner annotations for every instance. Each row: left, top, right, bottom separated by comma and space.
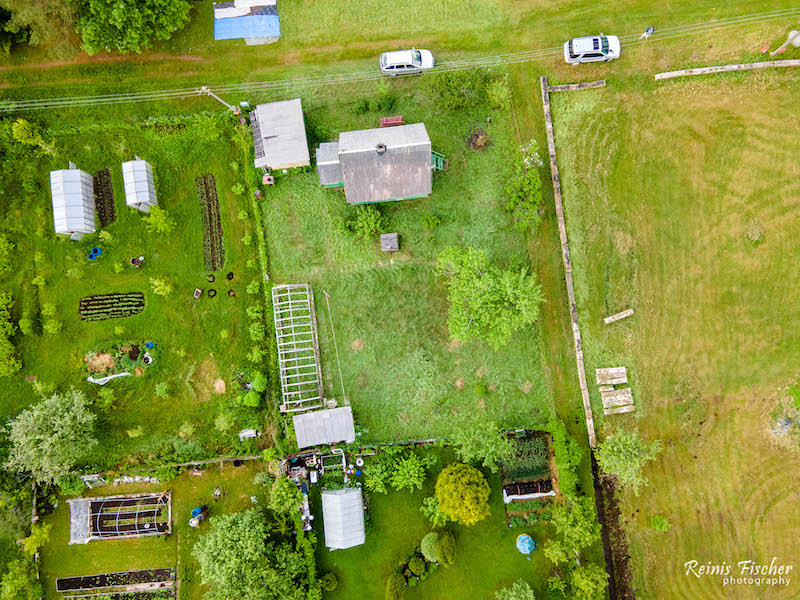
550, 70, 800, 599
39, 460, 266, 600
0, 113, 267, 468
313, 449, 553, 600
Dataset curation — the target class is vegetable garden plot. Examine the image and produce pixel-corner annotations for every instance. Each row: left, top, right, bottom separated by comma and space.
79, 293, 145, 321
93, 169, 117, 227
68, 493, 171, 544
56, 568, 174, 593
195, 174, 225, 271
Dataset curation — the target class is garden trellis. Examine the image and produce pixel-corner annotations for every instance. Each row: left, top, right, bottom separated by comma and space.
68, 493, 171, 544
271, 284, 325, 413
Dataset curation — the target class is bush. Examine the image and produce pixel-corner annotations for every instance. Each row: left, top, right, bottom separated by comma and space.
251, 371, 268, 393
547, 418, 582, 497
487, 77, 511, 109
650, 515, 670, 531
421, 213, 441, 230
435, 530, 456, 567
43, 319, 62, 334
420, 532, 439, 563
142, 207, 177, 234
321, 572, 338, 592
243, 391, 261, 407
249, 323, 266, 341
504, 139, 544, 232
420, 496, 448, 527
385, 572, 405, 600
153, 466, 180, 483
408, 556, 425, 577
56, 473, 86, 496
96, 387, 116, 411
246, 305, 263, 320
232, 183, 245, 196
390, 452, 427, 492
247, 280, 260, 294
150, 278, 173, 296
154, 382, 169, 398
423, 70, 490, 111
17, 317, 33, 336
353, 205, 387, 240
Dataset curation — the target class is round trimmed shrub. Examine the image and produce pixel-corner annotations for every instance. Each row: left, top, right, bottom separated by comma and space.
420, 532, 439, 563
408, 556, 425, 576
321, 572, 338, 592
435, 530, 456, 567
386, 572, 405, 600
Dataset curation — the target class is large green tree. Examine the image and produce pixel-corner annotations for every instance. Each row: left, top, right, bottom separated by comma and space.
436, 246, 545, 349
5, 389, 96, 483
268, 476, 302, 515
595, 430, 661, 494
193, 509, 314, 600
79, 0, 191, 55
543, 497, 601, 566
496, 579, 535, 600
450, 420, 512, 473
0, 0, 76, 48
570, 564, 609, 600
435, 463, 490, 526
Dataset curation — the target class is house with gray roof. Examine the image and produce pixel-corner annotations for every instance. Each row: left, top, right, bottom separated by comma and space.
292, 406, 355, 449
321, 488, 366, 550
251, 99, 310, 173
316, 123, 444, 204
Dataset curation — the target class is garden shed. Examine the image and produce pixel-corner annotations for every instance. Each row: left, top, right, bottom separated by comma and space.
213, 0, 280, 46
292, 406, 355, 449
121, 159, 158, 213
321, 488, 366, 550
50, 166, 95, 239
251, 99, 310, 172
316, 123, 441, 204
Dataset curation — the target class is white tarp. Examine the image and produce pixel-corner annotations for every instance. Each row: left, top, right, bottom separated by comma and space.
122, 160, 157, 212
50, 168, 95, 235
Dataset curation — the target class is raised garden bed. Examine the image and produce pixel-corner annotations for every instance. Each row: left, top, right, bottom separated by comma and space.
79, 293, 145, 321
56, 568, 174, 593
84, 342, 152, 376
196, 174, 225, 271
500, 432, 551, 481
94, 169, 117, 227
503, 479, 553, 496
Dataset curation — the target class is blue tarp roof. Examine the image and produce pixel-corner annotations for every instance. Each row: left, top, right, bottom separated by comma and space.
214, 14, 280, 40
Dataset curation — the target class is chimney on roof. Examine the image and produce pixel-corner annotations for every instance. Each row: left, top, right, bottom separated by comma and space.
376, 143, 386, 155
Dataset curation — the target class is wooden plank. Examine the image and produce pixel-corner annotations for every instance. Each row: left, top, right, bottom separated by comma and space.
602, 389, 633, 408
604, 308, 634, 324
655, 59, 800, 81
604, 404, 636, 416
548, 79, 606, 92
595, 367, 628, 385
601, 388, 633, 402
598, 385, 614, 392
603, 396, 634, 409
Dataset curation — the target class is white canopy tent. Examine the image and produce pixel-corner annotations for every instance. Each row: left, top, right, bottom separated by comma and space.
321, 488, 366, 550
122, 159, 158, 213
50, 167, 95, 240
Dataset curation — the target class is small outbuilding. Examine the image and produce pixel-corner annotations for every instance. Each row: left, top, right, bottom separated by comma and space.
321, 488, 366, 550
292, 406, 355, 449
122, 159, 158, 213
251, 99, 310, 173
316, 123, 443, 205
50, 166, 95, 240
213, 0, 280, 46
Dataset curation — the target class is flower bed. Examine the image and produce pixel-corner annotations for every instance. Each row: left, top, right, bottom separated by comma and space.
195, 174, 225, 271
79, 293, 145, 321
93, 168, 117, 227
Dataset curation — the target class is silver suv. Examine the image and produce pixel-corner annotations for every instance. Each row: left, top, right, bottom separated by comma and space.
563, 35, 621, 65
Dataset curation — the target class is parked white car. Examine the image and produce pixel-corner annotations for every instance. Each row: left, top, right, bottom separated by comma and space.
379, 49, 435, 75
563, 35, 621, 65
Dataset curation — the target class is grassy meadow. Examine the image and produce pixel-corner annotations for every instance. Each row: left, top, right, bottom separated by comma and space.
551, 70, 800, 599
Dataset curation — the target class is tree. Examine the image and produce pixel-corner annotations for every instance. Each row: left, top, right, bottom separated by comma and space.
547, 575, 568, 600
595, 430, 661, 495
435, 530, 456, 566
150, 277, 173, 296
0, 0, 76, 48
408, 556, 425, 576
436, 246, 545, 349
0, 235, 13, 274
10, 118, 54, 154
5, 389, 97, 483
142, 206, 176, 234
390, 452, 427, 492
435, 463, 490, 526
0, 557, 41, 600
193, 509, 311, 600
22, 522, 51, 556
0, 292, 20, 377
268, 476, 302, 515
549, 497, 601, 565
570, 564, 609, 600
385, 572, 405, 600
450, 420, 512, 472
320, 572, 338, 592
420, 532, 439, 563
496, 579, 535, 600
542, 539, 569, 565
420, 496, 448, 527
79, 0, 191, 55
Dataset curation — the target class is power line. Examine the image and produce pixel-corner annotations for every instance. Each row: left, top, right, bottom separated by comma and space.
0, 7, 797, 113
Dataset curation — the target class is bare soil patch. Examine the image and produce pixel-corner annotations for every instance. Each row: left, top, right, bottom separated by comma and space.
468, 129, 492, 151
86, 353, 115, 374
476, 365, 488, 378
521, 381, 534, 394
351, 338, 365, 351
454, 377, 465, 390
214, 379, 226, 394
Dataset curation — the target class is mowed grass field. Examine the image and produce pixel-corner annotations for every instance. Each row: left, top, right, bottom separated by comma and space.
551, 71, 800, 599
259, 80, 552, 442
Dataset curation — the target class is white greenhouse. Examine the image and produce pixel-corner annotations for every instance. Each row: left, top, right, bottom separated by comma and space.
50, 167, 95, 240
122, 159, 158, 213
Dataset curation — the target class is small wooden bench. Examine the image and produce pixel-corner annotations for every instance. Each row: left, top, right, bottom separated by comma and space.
380, 115, 404, 127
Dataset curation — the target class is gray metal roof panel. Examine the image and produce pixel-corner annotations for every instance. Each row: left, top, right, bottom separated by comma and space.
292, 407, 355, 449
252, 99, 310, 170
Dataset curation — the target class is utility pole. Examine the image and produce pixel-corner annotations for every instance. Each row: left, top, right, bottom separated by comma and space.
197, 86, 238, 112
770, 30, 800, 56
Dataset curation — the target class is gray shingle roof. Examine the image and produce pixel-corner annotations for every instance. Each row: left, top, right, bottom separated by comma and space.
292, 407, 355, 449
251, 99, 310, 171
316, 142, 342, 186
322, 488, 366, 550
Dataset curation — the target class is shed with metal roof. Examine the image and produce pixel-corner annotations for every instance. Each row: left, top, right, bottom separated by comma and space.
321, 488, 366, 550
316, 123, 434, 204
213, 0, 280, 45
50, 167, 95, 240
292, 406, 355, 449
122, 159, 158, 213
251, 99, 310, 172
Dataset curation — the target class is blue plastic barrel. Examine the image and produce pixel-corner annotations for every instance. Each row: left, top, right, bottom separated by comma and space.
145, 342, 154, 349
91, 247, 101, 255
88, 254, 96, 261
355, 470, 362, 476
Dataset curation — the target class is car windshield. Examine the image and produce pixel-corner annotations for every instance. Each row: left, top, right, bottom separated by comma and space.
568, 41, 577, 59
412, 50, 422, 66
601, 36, 609, 53
380, 54, 387, 66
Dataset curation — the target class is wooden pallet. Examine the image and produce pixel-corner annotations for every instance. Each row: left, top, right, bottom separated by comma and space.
596, 367, 628, 386
604, 404, 635, 416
